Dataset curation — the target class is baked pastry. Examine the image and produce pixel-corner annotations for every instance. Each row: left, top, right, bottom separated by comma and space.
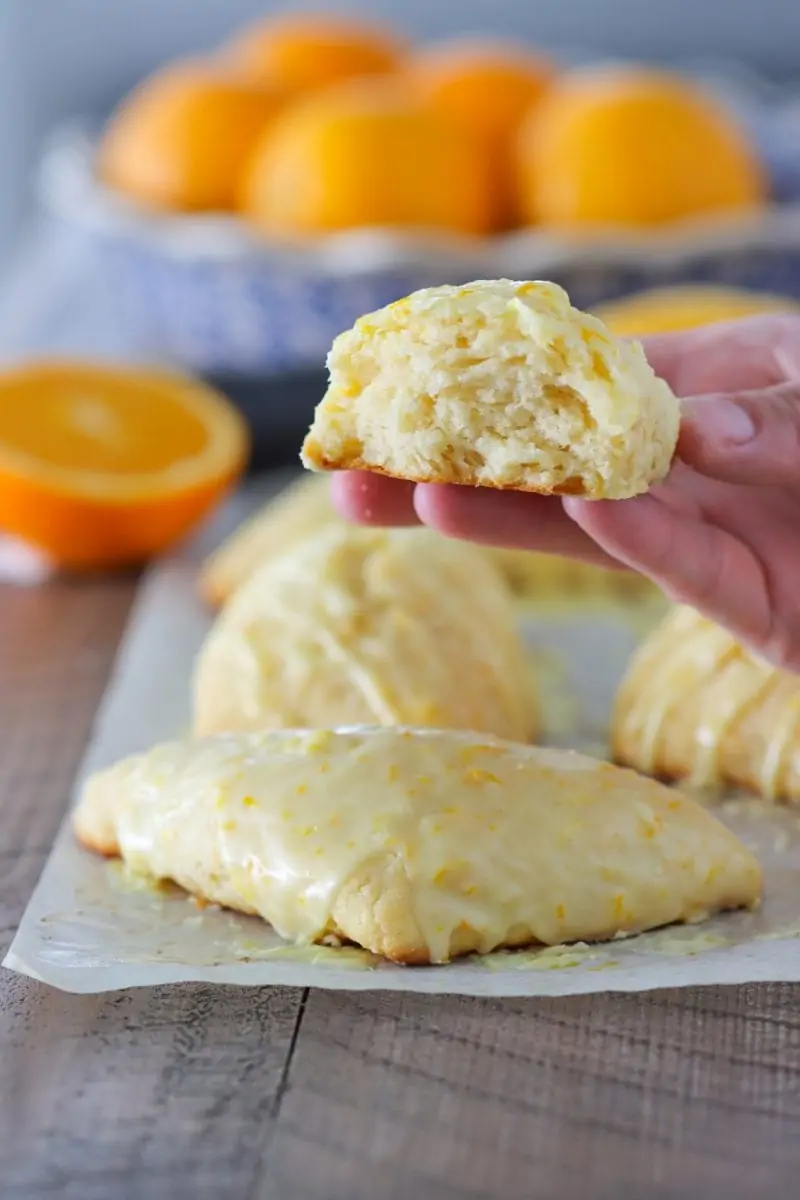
488, 547, 657, 604
613, 605, 800, 801
199, 472, 655, 609
301, 279, 680, 499
199, 473, 340, 607
193, 524, 538, 741
74, 726, 762, 964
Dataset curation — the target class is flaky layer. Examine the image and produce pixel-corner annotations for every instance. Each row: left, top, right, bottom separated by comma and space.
301, 280, 680, 500
613, 606, 800, 802
74, 726, 762, 964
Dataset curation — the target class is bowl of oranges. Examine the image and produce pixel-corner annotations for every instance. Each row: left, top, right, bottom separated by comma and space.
40, 12, 800, 375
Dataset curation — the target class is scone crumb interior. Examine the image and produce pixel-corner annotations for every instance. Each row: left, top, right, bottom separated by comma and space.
301, 279, 680, 499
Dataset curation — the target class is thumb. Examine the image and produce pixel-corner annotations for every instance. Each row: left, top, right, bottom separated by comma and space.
678, 383, 800, 486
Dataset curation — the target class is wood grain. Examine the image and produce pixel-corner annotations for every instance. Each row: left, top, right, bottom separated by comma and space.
2, 571, 800, 1200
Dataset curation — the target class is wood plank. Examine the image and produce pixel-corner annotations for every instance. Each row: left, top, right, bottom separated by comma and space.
0, 577, 305, 1198
3, 980, 304, 1198
0, 578, 136, 944
260, 986, 800, 1199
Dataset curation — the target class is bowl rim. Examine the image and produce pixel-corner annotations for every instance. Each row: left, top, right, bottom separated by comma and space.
39, 119, 800, 278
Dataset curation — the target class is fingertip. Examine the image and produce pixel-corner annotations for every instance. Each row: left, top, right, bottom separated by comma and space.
330, 470, 419, 526
328, 471, 366, 521
561, 495, 612, 527
561, 495, 588, 520
412, 483, 458, 533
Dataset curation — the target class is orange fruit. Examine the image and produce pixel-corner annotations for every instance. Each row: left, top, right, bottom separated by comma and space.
227, 13, 404, 95
409, 40, 554, 151
517, 67, 767, 229
0, 362, 250, 570
595, 285, 798, 337
241, 79, 497, 237
408, 40, 555, 227
99, 59, 286, 212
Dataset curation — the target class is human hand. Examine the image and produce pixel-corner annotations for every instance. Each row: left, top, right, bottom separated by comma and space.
330, 313, 800, 671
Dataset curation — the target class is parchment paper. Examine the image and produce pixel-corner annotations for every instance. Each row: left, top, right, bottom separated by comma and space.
6, 496, 800, 995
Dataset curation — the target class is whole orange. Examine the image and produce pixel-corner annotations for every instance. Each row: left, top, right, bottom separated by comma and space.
240, 80, 497, 237
227, 13, 405, 95
409, 39, 554, 150
408, 40, 555, 227
99, 60, 286, 212
517, 67, 767, 229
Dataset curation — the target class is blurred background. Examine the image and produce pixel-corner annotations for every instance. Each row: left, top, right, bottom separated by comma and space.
4, 0, 800, 261
1, 0, 800, 574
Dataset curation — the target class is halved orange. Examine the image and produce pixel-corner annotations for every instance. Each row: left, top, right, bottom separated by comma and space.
0, 361, 250, 570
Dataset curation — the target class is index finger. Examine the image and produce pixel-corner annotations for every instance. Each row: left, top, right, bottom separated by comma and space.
331, 471, 420, 526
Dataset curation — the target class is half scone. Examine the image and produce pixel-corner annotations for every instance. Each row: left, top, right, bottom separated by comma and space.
74, 726, 762, 964
193, 524, 538, 742
200, 472, 656, 609
301, 279, 680, 499
613, 605, 800, 802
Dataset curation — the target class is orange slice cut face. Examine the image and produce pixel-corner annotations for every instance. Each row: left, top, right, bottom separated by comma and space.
0, 361, 250, 570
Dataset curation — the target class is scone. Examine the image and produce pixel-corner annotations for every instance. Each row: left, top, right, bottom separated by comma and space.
74, 726, 762, 964
301, 279, 680, 499
193, 524, 538, 741
200, 473, 340, 607
613, 605, 800, 802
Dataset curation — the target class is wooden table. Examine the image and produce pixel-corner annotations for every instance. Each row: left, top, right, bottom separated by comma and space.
3, 575, 800, 1200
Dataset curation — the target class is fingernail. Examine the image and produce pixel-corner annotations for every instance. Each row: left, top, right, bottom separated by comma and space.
687, 397, 755, 444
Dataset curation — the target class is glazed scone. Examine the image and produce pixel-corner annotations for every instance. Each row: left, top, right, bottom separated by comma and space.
74, 726, 762, 964
301, 279, 680, 499
193, 524, 538, 741
199, 473, 340, 607
613, 606, 800, 802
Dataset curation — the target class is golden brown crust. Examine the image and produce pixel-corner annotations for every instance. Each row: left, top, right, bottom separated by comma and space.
199, 572, 228, 610
73, 801, 120, 858
304, 458, 589, 497
74, 824, 119, 858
